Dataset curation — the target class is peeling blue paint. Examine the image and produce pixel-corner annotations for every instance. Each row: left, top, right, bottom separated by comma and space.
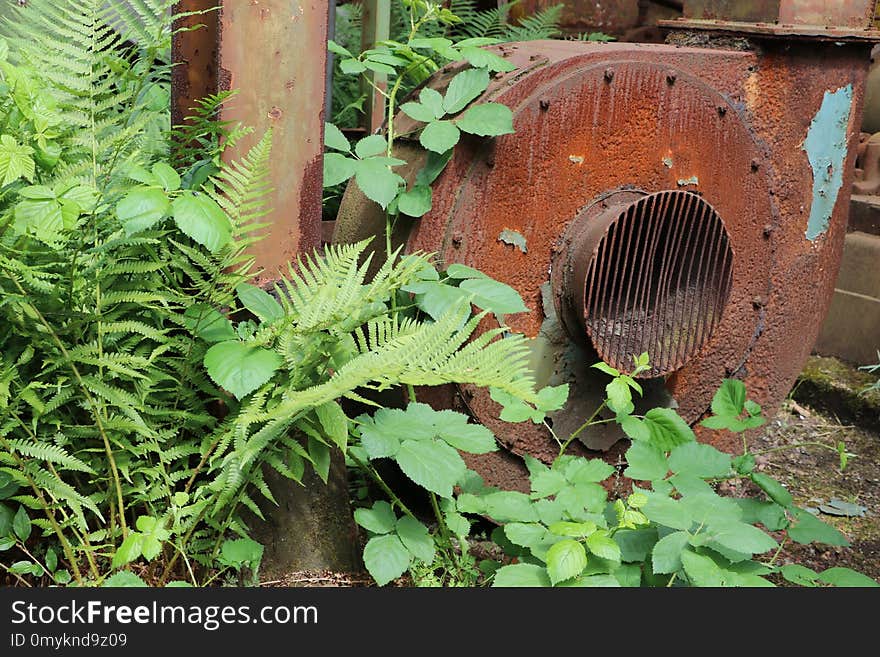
803, 85, 853, 241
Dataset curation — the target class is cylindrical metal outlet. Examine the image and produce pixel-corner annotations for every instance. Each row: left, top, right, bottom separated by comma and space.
559, 189, 734, 377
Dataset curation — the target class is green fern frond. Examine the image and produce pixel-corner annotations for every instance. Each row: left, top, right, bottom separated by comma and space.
7, 439, 95, 474
503, 4, 564, 41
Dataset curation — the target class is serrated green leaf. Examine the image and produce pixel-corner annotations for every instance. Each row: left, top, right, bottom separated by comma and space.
363, 534, 411, 586
459, 46, 517, 73
459, 277, 528, 315
398, 185, 433, 218
619, 415, 649, 441
668, 443, 731, 478
418, 87, 446, 119
712, 379, 746, 417
787, 508, 849, 546
623, 441, 669, 481
549, 521, 597, 538
592, 362, 620, 377
315, 402, 349, 451
734, 499, 789, 531
420, 120, 461, 154
530, 469, 567, 499
183, 304, 236, 343
396, 516, 435, 564
680, 549, 726, 586
323, 152, 357, 187
236, 283, 284, 323
546, 539, 588, 585
220, 538, 263, 570
355, 158, 404, 209
643, 494, 692, 530
643, 408, 696, 451
504, 522, 548, 550
355, 134, 387, 159
780, 564, 819, 586
340, 58, 366, 75
0, 134, 34, 185
354, 501, 397, 535
415, 149, 453, 187
443, 68, 490, 114
111, 533, 143, 568
102, 571, 148, 587
324, 122, 350, 152
152, 162, 180, 192
204, 341, 281, 399
817, 567, 879, 587
456, 103, 514, 137
750, 473, 793, 508
482, 491, 539, 523
606, 378, 632, 414
652, 531, 690, 574
536, 384, 568, 412
586, 532, 621, 562
327, 39, 352, 58
116, 187, 170, 235
395, 439, 466, 498
9, 561, 42, 576
708, 519, 777, 556
615, 528, 658, 562
492, 563, 551, 587
564, 458, 615, 484
400, 101, 437, 123
172, 193, 231, 253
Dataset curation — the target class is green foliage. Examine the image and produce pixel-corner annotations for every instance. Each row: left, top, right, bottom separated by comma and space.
351, 357, 876, 588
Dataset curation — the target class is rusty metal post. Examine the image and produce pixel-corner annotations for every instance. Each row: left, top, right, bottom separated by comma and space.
171, 1, 219, 129
173, 1, 327, 281
361, 0, 390, 134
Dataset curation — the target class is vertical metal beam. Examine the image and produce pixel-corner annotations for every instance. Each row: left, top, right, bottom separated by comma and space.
173, 1, 328, 282
361, 0, 390, 134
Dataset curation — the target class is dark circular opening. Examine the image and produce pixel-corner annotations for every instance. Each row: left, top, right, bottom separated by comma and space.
582, 190, 733, 377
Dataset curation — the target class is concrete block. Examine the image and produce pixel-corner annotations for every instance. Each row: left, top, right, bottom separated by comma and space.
814, 231, 880, 366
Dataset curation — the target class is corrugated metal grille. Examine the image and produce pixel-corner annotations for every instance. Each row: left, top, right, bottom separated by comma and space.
583, 190, 733, 377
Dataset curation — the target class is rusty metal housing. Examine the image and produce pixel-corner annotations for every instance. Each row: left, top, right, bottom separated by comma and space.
331, 3, 877, 490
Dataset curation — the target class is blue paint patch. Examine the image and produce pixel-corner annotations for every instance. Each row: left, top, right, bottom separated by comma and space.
803, 85, 853, 241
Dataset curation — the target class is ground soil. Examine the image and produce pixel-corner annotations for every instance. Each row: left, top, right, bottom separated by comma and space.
737, 398, 880, 583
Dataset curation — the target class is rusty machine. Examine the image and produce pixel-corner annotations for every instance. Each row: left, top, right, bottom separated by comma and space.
332, 1, 880, 490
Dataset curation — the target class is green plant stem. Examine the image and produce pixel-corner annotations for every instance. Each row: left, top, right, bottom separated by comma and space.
767, 537, 787, 567
560, 401, 607, 457
348, 451, 417, 520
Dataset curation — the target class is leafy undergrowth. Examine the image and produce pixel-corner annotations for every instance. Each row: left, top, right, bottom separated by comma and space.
253, 398, 880, 589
